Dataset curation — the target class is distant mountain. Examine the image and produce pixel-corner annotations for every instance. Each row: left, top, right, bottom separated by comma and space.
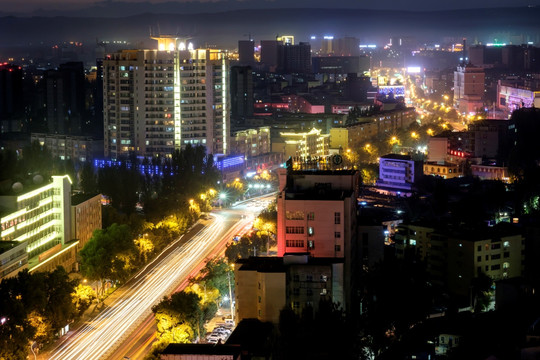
1, 7, 539, 48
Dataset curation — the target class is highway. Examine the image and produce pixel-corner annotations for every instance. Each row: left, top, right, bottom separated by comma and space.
46, 195, 274, 360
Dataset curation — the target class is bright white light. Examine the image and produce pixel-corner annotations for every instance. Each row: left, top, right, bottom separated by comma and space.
323, 36, 334, 40
179, 42, 186, 51
188, 42, 194, 51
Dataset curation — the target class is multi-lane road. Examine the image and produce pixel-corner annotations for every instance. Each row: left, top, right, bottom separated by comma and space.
45, 195, 274, 360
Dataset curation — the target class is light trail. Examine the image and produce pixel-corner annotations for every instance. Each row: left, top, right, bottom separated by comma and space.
49, 213, 249, 360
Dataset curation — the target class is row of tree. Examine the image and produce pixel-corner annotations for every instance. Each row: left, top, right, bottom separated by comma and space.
145, 258, 233, 359
0, 268, 95, 360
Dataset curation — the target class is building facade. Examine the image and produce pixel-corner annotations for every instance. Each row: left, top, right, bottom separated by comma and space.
71, 194, 102, 251
276, 164, 360, 311
234, 255, 344, 324
103, 36, 230, 159
31, 133, 104, 162
453, 64, 485, 114
376, 154, 422, 192
0, 176, 102, 275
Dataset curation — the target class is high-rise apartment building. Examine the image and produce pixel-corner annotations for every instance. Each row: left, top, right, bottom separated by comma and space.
103, 36, 230, 159
276, 161, 360, 311
46, 62, 85, 135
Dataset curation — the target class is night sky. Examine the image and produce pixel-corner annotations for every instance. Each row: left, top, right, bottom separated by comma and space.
2, 0, 540, 16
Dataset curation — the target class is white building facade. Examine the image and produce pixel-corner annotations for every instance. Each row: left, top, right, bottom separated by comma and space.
103, 36, 230, 159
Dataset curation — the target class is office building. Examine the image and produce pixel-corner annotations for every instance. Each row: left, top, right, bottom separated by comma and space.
0, 63, 24, 133
238, 40, 255, 66
453, 64, 485, 114
103, 36, 230, 159
260, 40, 279, 70
277, 42, 311, 74
0, 176, 102, 275
230, 66, 254, 119
31, 133, 104, 162
0, 241, 28, 280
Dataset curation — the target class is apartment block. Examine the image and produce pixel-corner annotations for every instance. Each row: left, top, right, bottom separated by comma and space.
103, 36, 230, 159
234, 255, 344, 324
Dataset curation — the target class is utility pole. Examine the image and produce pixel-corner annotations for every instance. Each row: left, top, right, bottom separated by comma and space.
227, 272, 234, 323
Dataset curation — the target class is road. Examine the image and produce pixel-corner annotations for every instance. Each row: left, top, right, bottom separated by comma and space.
46, 195, 274, 360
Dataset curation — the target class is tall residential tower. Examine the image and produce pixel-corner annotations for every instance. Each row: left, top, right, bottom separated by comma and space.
103, 36, 230, 159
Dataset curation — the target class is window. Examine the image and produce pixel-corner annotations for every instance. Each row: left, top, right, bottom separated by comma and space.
492, 254, 501, 260
258, 282, 261, 289
491, 264, 501, 270
306, 275, 313, 282
308, 227, 314, 236
286, 240, 304, 248
293, 302, 300, 309
293, 274, 299, 282
477, 256, 481, 262
308, 240, 315, 249
307, 212, 315, 221
286, 226, 304, 234
293, 288, 300, 296
334, 212, 341, 224
258, 296, 261, 303
477, 266, 481, 274
477, 245, 482, 252
306, 288, 313, 296
491, 243, 501, 250
409, 239, 417, 246
503, 262, 510, 269
503, 241, 510, 248
335, 245, 341, 252
334, 232, 341, 238
286, 211, 304, 220
321, 275, 328, 282
503, 252, 510, 258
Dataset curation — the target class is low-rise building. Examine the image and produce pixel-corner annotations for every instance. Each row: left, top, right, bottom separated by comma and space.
346, 108, 417, 150
376, 154, 423, 193
272, 128, 330, 159
0, 175, 102, 275
234, 255, 344, 324
423, 161, 461, 179
0, 241, 28, 280
30, 133, 104, 162
71, 193, 102, 251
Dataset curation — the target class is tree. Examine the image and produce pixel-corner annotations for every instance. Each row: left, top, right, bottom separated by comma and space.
79, 223, 135, 298
42, 267, 78, 332
80, 161, 98, 194
197, 258, 232, 298
152, 291, 204, 344
72, 284, 97, 315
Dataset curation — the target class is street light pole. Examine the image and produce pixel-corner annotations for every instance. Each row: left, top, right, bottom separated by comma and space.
227, 271, 234, 323
30, 341, 37, 360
